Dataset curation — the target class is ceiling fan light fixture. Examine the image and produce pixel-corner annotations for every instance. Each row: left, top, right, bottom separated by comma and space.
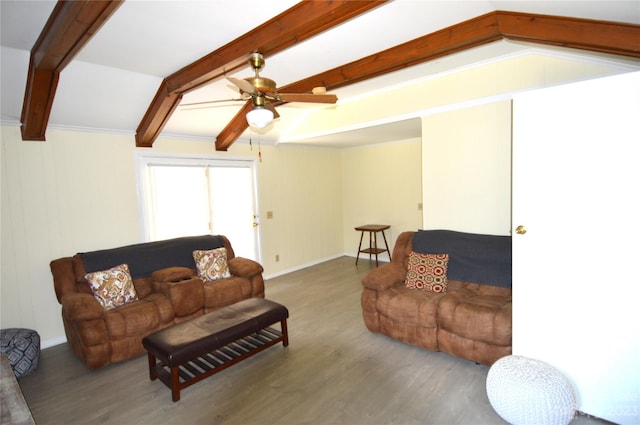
246, 106, 274, 129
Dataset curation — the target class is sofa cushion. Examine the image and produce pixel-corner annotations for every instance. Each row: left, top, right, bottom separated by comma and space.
437, 281, 512, 346
104, 300, 162, 339
132, 277, 153, 299
203, 276, 254, 312
194, 248, 231, 282
405, 252, 449, 293
85, 264, 138, 311
376, 285, 443, 328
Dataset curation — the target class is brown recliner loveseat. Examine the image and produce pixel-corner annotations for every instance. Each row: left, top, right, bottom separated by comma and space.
361, 230, 511, 366
50, 235, 264, 369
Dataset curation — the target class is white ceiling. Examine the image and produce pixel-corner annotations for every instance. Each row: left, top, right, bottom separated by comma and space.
1, 1, 639, 148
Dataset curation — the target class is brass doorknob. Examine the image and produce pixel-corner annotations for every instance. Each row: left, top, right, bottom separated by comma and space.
515, 225, 527, 235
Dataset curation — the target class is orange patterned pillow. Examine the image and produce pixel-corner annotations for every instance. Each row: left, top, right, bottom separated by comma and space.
405, 252, 449, 293
85, 263, 138, 310
193, 247, 231, 282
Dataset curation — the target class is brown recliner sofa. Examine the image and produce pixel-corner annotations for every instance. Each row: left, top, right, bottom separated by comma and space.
361, 230, 511, 366
50, 235, 264, 369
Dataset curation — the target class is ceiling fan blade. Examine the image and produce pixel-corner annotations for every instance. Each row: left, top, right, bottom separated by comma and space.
227, 76, 257, 95
277, 93, 338, 104
181, 98, 245, 109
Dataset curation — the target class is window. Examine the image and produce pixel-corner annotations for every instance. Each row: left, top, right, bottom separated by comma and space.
136, 153, 261, 261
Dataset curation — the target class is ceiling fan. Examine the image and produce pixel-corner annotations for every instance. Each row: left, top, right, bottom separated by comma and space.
182, 53, 338, 128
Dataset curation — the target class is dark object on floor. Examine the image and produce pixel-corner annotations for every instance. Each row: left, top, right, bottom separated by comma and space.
0, 328, 40, 379
143, 298, 289, 401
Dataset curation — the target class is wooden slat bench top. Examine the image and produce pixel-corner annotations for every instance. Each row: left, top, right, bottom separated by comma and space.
143, 298, 289, 401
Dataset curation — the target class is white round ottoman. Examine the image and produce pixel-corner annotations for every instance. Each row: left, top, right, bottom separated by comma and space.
486, 355, 576, 425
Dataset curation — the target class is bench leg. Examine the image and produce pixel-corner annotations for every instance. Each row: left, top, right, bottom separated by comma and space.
171, 367, 181, 402
281, 319, 289, 347
148, 352, 157, 381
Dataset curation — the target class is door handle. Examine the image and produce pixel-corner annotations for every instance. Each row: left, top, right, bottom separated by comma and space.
515, 225, 527, 235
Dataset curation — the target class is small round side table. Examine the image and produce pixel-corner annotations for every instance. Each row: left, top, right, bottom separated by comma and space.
354, 224, 391, 266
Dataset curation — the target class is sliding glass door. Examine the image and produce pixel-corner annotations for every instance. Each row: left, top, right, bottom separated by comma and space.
137, 154, 260, 261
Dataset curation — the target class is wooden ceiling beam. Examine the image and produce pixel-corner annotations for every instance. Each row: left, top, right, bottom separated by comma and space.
242, 11, 637, 152
20, 0, 123, 141
214, 101, 255, 152
281, 11, 640, 97
280, 12, 503, 95
496, 11, 640, 58
137, 0, 388, 148
219, 10, 639, 151
148, 7, 640, 152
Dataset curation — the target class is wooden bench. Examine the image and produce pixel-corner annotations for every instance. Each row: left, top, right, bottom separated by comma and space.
142, 298, 289, 401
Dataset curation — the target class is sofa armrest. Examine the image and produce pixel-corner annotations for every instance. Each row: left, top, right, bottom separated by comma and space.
61, 292, 105, 321
228, 257, 264, 278
362, 263, 407, 291
50, 257, 79, 304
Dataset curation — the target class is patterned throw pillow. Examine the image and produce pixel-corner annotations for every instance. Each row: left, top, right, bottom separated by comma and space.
193, 247, 231, 282
85, 263, 138, 310
405, 252, 449, 293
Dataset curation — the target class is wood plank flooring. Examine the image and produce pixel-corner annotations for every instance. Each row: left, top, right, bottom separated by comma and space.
18, 257, 609, 425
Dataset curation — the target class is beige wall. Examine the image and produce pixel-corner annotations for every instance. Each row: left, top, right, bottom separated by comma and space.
422, 100, 512, 235
340, 139, 423, 260
253, 143, 343, 273
0, 127, 346, 344
286, 52, 624, 141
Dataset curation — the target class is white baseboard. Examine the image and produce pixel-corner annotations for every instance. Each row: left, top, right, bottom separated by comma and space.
264, 253, 389, 280
263, 253, 346, 280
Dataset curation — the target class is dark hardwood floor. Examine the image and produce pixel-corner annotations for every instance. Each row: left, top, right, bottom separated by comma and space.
18, 257, 607, 425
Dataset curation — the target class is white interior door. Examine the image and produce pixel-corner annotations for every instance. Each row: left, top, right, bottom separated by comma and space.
512, 71, 640, 424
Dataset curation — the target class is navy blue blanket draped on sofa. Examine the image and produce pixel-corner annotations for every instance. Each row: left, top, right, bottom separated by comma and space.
412, 230, 512, 288
80, 235, 225, 279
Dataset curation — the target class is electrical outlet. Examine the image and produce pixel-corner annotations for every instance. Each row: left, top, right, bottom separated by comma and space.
266, 211, 274, 219
418, 202, 423, 210
275, 254, 280, 262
